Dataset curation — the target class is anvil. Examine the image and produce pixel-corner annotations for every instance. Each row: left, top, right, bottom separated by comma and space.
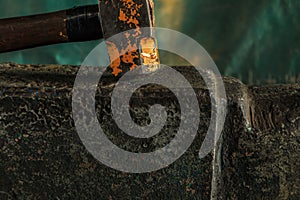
0, 0, 160, 76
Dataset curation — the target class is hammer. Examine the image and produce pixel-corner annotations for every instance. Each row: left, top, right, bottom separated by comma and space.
0, 0, 159, 75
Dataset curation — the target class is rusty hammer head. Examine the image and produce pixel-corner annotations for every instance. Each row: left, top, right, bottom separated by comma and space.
98, 0, 160, 76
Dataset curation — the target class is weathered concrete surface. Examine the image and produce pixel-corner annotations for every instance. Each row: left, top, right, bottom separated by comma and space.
0, 63, 299, 199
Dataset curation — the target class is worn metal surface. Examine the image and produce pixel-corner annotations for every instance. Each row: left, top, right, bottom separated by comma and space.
218, 82, 300, 199
0, 63, 299, 199
99, 0, 160, 76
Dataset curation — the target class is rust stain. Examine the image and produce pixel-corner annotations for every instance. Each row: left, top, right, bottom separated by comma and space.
106, 41, 122, 76
118, 0, 143, 36
107, 0, 159, 76
121, 43, 139, 71
106, 0, 144, 75
119, 9, 127, 21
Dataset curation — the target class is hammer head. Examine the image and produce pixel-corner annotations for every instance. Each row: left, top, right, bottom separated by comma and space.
99, 0, 160, 76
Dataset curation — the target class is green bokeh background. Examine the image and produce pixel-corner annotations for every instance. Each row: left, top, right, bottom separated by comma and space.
0, 0, 299, 84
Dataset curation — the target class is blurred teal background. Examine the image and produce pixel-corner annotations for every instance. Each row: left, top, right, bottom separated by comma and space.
0, 0, 299, 85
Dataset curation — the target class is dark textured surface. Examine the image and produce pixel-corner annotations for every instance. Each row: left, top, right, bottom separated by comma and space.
219, 84, 300, 199
0, 63, 299, 199
0, 63, 212, 199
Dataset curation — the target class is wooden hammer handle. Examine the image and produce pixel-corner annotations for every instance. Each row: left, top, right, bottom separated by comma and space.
0, 5, 102, 53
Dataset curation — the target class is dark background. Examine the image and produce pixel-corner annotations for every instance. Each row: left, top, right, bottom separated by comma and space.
0, 0, 299, 84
